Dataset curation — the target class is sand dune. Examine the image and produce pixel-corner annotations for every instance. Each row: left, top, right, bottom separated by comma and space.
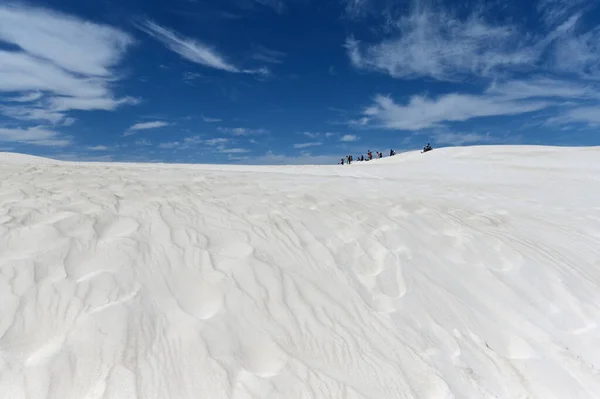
1, 146, 600, 398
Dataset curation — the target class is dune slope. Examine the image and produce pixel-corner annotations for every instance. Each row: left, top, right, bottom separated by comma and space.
1, 146, 600, 398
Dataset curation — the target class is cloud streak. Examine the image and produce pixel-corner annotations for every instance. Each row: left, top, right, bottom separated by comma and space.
293, 142, 322, 149
346, 1, 600, 81
0, 3, 137, 139
124, 121, 170, 136
138, 21, 267, 75
0, 126, 70, 147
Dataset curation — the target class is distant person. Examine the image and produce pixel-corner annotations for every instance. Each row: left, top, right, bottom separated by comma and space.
368, 151, 373, 160
423, 143, 432, 153
379, 152, 383, 159
340, 158, 344, 165
390, 149, 395, 156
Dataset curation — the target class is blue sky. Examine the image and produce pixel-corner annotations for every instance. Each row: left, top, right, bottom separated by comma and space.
1, 0, 600, 164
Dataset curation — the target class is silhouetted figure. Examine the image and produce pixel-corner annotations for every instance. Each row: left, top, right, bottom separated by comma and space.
422, 143, 433, 153
390, 149, 396, 156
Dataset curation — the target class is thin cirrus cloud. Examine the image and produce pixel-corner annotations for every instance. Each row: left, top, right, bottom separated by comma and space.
0, 126, 71, 147
347, 0, 600, 131
0, 4, 133, 122
252, 45, 286, 64
137, 20, 268, 75
0, 3, 137, 146
345, 1, 600, 80
340, 134, 358, 142
201, 115, 222, 123
217, 127, 269, 136
124, 121, 170, 136
432, 132, 494, 146
293, 142, 323, 149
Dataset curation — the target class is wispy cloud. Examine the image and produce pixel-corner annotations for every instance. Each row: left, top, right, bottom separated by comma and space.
362, 92, 550, 131
137, 20, 267, 75
432, 132, 493, 146
252, 45, 286, 64
201, 115, 222, 123
485, 78, 598, 100
124, 121, 170, 136
302, 132, 320, 139
157, 135, 247, 153
0, 4, 136, 129
219, 147, 250, 154
0, 126, 70, 147
293, 141, 323, 149
87, 145, 110, 151
345, 1, 600, 81
345, 10, 540, 81
547, 106, 600, 126
218, 127, 269, 136
301, 131, 338, 139
340, 134, 359, 142
205, 138, 230, 146
6, 92, 43, 103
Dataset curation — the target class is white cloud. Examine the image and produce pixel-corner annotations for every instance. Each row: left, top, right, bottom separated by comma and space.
51, 96, 139, 112
87, 145, 110, 151
345, 1, 600, 81
345, 1, 600, 132
205, 138, 230, 146
485, 78, 598, 100
293, 142, 323, 149
201, 115, 222, 123
537, 0, 587, 27
0, 126, 70, 147
345, 8, 541, 81
158, 141, 181, 149
0, 4, 131, 76
363, 92, 550, 131
547, 106, 600, 126
219, 148, 250, 154
6, 92, 42, 102
138, 20, 237, 72
124, 121, 169, 136
552, 26, 600, 78
340, 134, 359, 142
432, 132, 493, 145
138, 21, 267, 75
0, 4, 136, 127
0, 105, 66, 124
218, 127, 269, 136
302, 132, 320, 138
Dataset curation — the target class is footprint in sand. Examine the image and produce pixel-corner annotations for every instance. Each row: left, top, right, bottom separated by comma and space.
237, 333, 288, 378
96, 216, 139, 242
169, 278, 224, 321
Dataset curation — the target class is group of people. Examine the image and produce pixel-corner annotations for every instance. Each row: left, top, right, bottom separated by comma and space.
338, 144, 433, 165
339, 149, 396, 165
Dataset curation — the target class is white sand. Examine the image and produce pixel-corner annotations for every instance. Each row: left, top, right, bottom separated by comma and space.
1, 146, 599, 398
